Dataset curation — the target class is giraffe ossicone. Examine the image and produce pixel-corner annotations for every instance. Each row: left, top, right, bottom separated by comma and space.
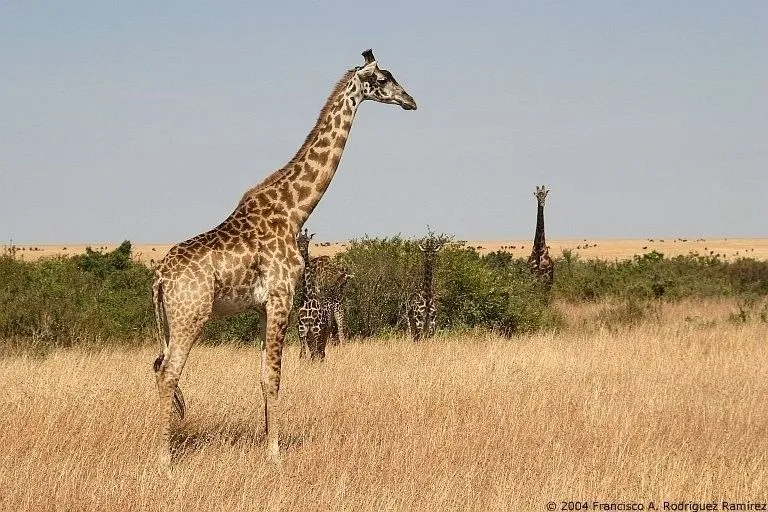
150, 49, 416, 468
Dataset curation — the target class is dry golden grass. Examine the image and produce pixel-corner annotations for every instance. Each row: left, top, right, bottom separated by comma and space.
1, 301, 767, 511
10, 237, 768, 263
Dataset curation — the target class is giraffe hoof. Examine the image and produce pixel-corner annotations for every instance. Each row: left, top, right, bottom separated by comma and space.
157, 451, 173, 476
266, 446, 282, 466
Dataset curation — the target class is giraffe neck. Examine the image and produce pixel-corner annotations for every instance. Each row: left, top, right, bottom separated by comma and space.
299, 246, 317, 301
420, 255, 436, 299
533, 203, 546, 254
247, 69, 364, 234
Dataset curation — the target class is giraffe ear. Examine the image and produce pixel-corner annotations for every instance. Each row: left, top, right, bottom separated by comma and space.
357, 50, 377, 77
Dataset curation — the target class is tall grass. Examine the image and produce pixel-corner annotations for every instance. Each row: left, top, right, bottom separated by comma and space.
0, 301, 765, 511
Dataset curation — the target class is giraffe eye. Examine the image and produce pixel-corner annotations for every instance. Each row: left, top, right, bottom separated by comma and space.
376, 75, 387, 84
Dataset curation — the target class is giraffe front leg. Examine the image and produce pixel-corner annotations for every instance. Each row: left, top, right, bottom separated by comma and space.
316, 319, 329, 361
406, 305, 415, 340
298, 319, 309, 359
412, 306, 425, 342
309, 320, 322, 360
260, 293, 290, 464
427, 304, 437, 338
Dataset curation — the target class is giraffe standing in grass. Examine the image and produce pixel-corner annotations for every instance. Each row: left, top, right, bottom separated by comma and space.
306, 254, 353, 345
298, 256, 355, 359
297, 229, 327, 360
406, 237, 445, 341
529, 185, 554, 288
151, 49, 416, 468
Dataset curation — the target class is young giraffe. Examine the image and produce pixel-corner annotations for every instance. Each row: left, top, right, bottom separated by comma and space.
151, 49, 416, 467
296, 229, 327, 360
307, 254, 351, 344
298, 261, 355, 360
529, 185, 554, 288
406, 237, 445, 341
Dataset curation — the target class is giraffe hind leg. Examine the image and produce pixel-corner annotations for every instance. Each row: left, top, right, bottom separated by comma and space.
154, 320, 203, 469
172, 386, 186, 419
153, 351, 186, 419
333, 307, 347, 345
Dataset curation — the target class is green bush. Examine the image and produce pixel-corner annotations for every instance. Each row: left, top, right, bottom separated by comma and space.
552, 250, 767, 302
334, 236, 420, 337
0, 241, 153, 346
1, 239, 767, 350
335, 238, 556, 337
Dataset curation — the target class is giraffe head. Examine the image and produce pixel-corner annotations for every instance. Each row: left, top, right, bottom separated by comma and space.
334, 271, 355, 289
534, 185, 549, 206
297, 229, 314, 256
355, 49, 417, 111
418, 235, 447, 255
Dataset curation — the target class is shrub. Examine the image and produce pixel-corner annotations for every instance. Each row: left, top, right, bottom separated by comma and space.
0, 242, 153, 346
335, 238, 556, 337
551, 251, 767, 302
1, 239, 767, 350
335, 236, 420, 337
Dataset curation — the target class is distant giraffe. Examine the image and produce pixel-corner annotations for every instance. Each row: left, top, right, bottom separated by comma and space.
151, 49, 416, 468
297, 243, 353, 357
529, 185, 554, 288
307, 255, 352, 344
406, 237, 445, 341
295, 251, 353, 347
297, 229, 327, 360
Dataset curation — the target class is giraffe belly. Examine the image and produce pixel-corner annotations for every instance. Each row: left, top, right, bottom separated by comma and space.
211, 281, 267, 318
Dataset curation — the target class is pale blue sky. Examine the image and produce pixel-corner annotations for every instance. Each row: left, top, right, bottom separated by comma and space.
1, 1, 766, 244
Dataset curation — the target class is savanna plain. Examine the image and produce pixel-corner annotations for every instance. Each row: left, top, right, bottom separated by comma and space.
1, 298, 766, 511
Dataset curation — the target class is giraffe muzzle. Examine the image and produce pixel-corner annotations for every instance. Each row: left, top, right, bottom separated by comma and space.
399, 94, 417, 111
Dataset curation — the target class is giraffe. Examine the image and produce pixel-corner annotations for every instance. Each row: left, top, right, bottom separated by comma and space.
297, 237, 354, 357
406, 236, 445, 341
296, 229, 327, 361
151, 49, 416, 467
299, 263, 354, 359
307, 253, 354, 345
529, 185, 554, 289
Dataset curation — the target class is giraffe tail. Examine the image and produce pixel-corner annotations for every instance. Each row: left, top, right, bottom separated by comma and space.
152, 276, 186, 419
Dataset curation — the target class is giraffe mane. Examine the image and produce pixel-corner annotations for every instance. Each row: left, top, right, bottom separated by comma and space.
242, 69, 357, 198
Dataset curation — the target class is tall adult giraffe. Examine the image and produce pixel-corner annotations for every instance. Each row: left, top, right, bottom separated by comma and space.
151, 49, 416, 467
529, 185, 554, 289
